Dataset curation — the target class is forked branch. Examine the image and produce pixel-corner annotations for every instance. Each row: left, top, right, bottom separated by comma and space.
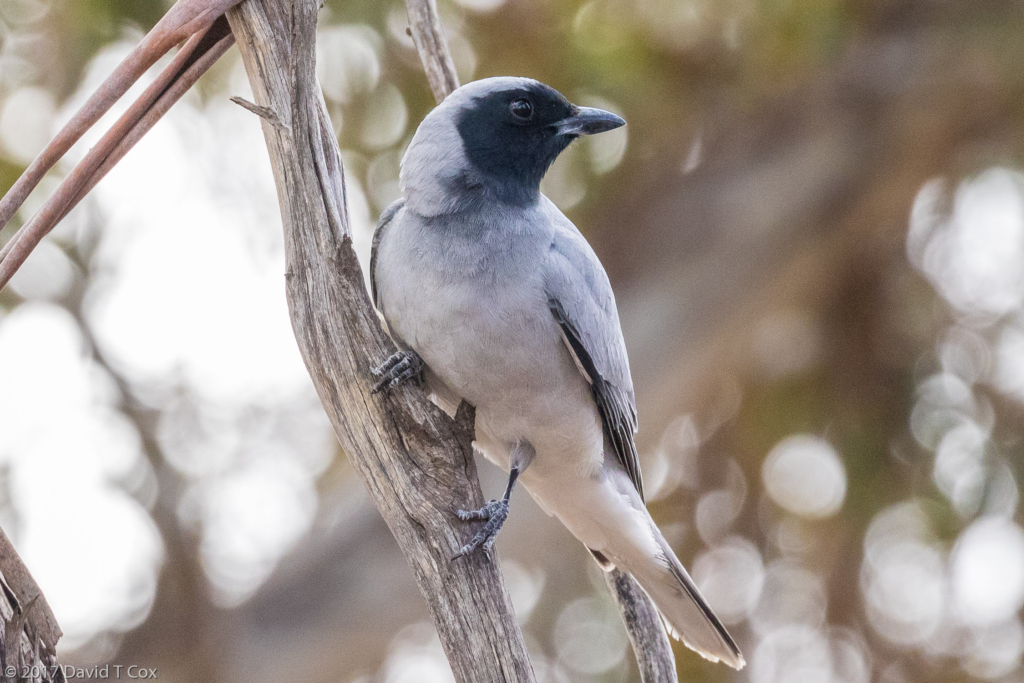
225, 1, 535, 681
0, 0, 680, 678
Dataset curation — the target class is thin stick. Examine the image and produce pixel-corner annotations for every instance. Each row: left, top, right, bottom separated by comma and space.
0, 0, 242, 235
605, 568, 679, 682
404, 0, 460, 103
0, 19, 234, 290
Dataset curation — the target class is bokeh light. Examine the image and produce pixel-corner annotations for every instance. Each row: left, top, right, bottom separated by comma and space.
0, 0, 1023, 681
692, 536, 765, 625
553, 597, 628, 675
0, 86, 54, 164
0, 304, 162, 648
762, 435, 846, 519
950, 516, 1024, 628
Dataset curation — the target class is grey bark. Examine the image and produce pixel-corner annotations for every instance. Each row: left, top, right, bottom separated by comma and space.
404, 0, 460, 104
605, 568, 678, 683
225, 1, 535, 681
0, 527, 62, 682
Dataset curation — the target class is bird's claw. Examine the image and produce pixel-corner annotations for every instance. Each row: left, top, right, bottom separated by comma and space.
452, 499, 510, 559
455, 498, 505, 522
371, 350, 424, 394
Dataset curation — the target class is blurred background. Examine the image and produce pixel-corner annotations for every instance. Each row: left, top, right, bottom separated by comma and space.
0, 0, 1023, 681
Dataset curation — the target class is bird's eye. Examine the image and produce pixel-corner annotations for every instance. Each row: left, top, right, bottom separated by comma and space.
509, 99, 534, 121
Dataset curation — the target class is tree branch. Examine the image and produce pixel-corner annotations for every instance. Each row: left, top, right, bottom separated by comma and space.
404, 0, 460, 104
225, 1, 534, 681
605, 568, 678, 682
228, 0, 677, 679
0, 3, 240, 291
0, 526, 62, 682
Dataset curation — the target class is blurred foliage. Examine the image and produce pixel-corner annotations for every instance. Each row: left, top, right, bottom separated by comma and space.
1, 0, 1024, 682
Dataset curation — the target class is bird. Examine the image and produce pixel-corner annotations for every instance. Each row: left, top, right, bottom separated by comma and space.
369, 76, 744, 670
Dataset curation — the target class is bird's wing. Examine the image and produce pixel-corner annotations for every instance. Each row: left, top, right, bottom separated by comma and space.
545, 220, 643, 500
370, 199, 406, 309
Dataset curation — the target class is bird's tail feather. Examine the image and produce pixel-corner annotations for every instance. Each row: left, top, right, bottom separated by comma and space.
520, 454, 744, 668
618, 526, 745, 670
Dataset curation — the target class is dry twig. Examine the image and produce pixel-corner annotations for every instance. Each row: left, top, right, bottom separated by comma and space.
0, 527, 63, 682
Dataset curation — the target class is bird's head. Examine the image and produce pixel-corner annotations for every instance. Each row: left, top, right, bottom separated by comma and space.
400, 77, 625, 216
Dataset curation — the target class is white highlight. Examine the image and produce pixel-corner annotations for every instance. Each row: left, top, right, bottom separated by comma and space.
0, 304, 162, 648
951, 517, 1024, 627
762, 434, 846, 519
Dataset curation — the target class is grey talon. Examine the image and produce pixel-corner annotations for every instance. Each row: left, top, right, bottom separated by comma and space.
371, 351, 403, 377
455, 499, 503, 522
453, 505, 508, 560
371, 350, 424, 394
452, 469, 518, 559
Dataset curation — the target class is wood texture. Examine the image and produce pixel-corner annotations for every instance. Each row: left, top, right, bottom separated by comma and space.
605, 568, 679, 683
404, 0, 460, 103
0, 527, 62, 682
225, 1, 535, 681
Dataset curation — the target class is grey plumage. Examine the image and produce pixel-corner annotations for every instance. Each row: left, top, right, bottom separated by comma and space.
369, 76, 744, 670
546, 232, 643, 499
370, 198, 405, 310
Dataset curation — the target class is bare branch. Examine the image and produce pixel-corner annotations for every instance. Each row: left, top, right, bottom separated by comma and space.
605, 569, 679, 682
0, 526, 63, 681
404, 0, 460, 103
0, 11, 237, 291
230, 96, 289, 130
0, 527, 60, 652
225, 1, 534, 681
0, 0, 243, 237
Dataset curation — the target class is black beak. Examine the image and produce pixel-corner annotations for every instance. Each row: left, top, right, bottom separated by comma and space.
556, 106, 626, 137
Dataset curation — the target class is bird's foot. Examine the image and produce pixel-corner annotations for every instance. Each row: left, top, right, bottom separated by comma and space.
371, 350, 424, 394
452, 499, 510, 559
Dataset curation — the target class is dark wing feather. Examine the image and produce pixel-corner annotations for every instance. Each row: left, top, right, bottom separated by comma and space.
370, 199, 405, 309
545, 224, 643, 500
550, 298, 643, 500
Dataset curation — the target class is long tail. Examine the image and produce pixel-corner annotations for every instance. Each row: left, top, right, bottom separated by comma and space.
617, 524, 745, 670
541, 464, 746, 670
